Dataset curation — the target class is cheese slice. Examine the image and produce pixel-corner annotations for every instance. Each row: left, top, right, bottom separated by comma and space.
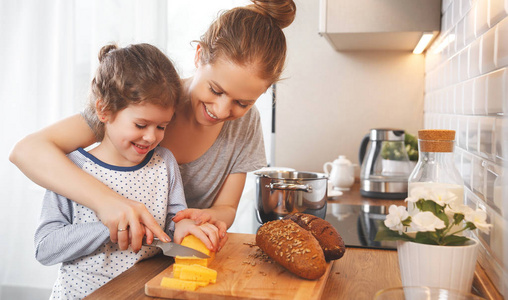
173, 264, 217, 283
160, 277, 202, 291
175, 235, 215, 267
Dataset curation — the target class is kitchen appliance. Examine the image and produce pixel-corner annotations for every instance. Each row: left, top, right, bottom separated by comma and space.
323, 155, 356, 191
325, 203, 396, 250
359, 128, 412, 199
143, 238, 210, 258
254, 170, 328, 223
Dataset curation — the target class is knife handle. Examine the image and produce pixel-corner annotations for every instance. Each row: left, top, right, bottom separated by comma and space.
142, 237, 160, 247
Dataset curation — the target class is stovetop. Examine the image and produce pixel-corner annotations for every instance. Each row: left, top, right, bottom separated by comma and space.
248, 202, 397, 250
324, 203, 397, 250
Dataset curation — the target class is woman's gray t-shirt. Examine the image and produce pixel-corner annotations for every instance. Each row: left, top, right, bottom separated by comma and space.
179, 106, 267, 208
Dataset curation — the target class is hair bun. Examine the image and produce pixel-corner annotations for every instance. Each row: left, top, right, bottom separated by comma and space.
98, 44, 119, 62
249, 0, 296, 29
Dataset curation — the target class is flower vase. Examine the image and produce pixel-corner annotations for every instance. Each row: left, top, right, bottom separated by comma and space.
397, 239, 479, 294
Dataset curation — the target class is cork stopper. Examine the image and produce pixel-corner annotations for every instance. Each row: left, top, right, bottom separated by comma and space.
418, 129, 455, 152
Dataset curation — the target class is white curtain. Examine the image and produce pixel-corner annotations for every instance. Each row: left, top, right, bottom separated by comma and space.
1, 1, 257, 298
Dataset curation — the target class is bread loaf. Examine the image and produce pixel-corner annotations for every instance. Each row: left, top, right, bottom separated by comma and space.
256, 219, 326, 280
284, 213, 346, 261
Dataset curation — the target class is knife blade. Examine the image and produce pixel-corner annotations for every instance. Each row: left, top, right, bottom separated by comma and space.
143, 238, 210, 258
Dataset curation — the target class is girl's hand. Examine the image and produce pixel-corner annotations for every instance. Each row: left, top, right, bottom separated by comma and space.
173, 219, 225, 252
99, 197, 169, 252
173, 209, 228, 251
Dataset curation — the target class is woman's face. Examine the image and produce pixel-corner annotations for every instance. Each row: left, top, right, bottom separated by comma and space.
187, 50, 270, 126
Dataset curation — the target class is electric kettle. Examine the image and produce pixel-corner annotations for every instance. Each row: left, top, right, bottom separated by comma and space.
358, 128, 412, 199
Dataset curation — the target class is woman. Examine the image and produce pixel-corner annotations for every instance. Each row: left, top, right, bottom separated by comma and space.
10, 0, 296, 253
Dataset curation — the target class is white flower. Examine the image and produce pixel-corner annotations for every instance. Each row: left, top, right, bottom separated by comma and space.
428, 189, 458, 206
445, 202, 473, 218
465, 209, 492, 234
384, 205, 409, 234
406, 186, 427, 202
407, 186, 458, 206
405, 196, 419, 204
411, 211, 446, 232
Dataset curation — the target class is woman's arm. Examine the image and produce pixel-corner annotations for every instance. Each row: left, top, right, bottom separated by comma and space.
173, 172, 246, 250
9, 114, 170, 251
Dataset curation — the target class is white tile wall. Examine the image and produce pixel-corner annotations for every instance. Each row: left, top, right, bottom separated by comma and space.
425, 0, 508, 296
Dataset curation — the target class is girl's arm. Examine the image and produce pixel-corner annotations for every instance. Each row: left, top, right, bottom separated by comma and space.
173, 219, 220, 251
9, 114, 170, 251
35, 190, 111, 265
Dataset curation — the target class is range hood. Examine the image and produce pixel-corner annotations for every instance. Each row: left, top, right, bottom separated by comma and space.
319, 0, 441, 52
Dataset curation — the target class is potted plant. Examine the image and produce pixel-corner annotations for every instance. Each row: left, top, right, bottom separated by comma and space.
375, 190, 491, 293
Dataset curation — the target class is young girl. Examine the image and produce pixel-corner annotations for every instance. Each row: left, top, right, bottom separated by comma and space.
10, 0, 297, 252
34, 43, 220, 300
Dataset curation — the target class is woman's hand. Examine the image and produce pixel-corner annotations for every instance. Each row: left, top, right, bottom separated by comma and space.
173, 219, 224, 252
98, 197, 170, 252
173, 209, 228, 251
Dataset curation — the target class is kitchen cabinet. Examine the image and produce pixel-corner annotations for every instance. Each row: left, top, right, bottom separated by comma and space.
319, 0, 441, 51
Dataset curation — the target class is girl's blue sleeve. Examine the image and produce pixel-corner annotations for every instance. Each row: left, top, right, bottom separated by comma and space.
34, 190, 109, 266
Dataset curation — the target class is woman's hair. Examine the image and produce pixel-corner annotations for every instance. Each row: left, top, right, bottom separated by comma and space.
84, 43, 181, 141
196, 0, 296, 85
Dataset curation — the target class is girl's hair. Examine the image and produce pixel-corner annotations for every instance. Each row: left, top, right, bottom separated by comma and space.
84, 43, 181, 141
196, 0, 296, 85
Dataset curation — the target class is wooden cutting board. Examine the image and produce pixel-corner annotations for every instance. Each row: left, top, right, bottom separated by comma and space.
145, 233, 333, 299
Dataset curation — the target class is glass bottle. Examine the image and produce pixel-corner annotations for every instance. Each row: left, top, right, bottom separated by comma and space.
407, 130, 464, 216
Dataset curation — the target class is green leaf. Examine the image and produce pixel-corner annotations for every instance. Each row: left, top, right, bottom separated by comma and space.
374, 223, 414, 242
414, 232, 440, 245
453, 213, 464, 225
418, 199, 442, 213
441, 235, 470, 246
436, 211, 450, 227
464, 222, 477, 231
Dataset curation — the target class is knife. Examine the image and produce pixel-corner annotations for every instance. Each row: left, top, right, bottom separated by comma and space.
143, 237, 210, 258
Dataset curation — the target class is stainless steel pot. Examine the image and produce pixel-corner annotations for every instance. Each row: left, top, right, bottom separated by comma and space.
254, 170, 328, 223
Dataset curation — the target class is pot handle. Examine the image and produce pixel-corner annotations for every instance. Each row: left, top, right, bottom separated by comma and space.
268, 182, 312, 192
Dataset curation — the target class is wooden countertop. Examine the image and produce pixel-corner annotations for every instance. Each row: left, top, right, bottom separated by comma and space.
84, 247, 400, 300
84, 182, 502, 300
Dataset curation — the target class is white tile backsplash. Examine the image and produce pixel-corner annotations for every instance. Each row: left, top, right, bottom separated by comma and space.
476, 0, 490, 35
473, 75, 488, 114
498, 17, 508, 67
463, 78, 475, 114
466, 7, 477, 45
459, 47, 469, 81
490, 0, 508, 27
470, 38, 482, 77
425, 0, 508, 296
495, 116, 508, 160
486, 68, 506, 114
462, 0, 473, 17
481, 27, 497, 73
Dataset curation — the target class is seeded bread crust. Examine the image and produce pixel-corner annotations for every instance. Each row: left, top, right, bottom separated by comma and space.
284, 213, 346, 261
255, 219, 326, 280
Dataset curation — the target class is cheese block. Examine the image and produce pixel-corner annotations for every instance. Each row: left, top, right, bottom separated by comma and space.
175, 235, 215, 267
160, 277, 209, 291
174, 264, 217, 283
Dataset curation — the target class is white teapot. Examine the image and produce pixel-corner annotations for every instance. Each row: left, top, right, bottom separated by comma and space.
323, 155, 356, 191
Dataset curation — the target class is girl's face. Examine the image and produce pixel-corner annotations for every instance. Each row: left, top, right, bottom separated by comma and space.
99, 102, 174, 166
188, 48, 270, 126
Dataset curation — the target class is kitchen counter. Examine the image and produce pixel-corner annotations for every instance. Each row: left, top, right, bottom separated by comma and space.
84, 181, 501, 300
84, 247, 400, 300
